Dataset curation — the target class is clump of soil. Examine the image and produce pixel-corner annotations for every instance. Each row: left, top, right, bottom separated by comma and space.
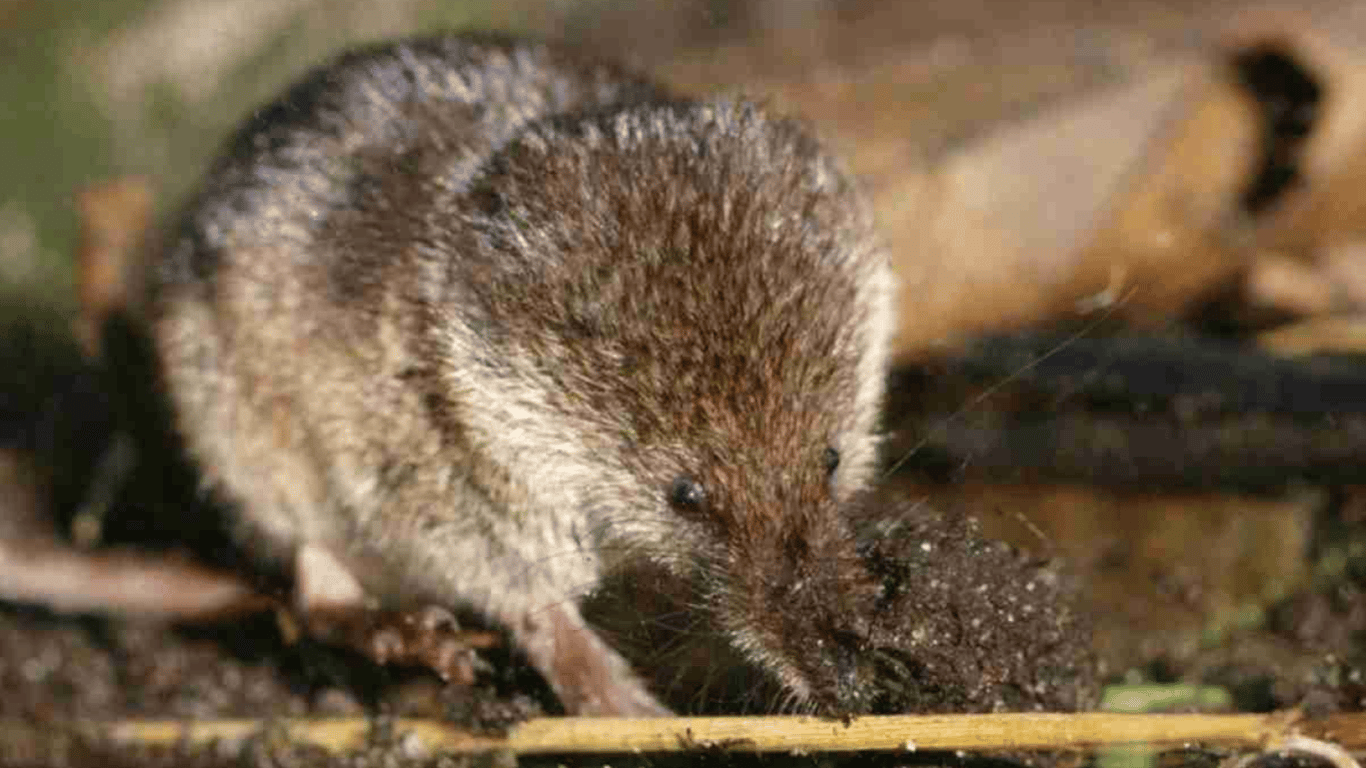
850, 493, 1097, 714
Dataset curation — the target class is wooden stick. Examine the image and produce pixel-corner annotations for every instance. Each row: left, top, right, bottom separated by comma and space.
15, 710, 1355, 756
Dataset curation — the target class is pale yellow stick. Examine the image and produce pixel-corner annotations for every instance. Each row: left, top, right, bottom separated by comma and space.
29, 711, 1336, 756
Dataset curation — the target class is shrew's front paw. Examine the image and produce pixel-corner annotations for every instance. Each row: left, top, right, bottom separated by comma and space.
300, 603, 498, 685
366, 605, 498, 685
292, 544, 497, 683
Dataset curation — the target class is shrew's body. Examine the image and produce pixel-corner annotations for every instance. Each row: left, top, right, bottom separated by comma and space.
150, 33, 894, 714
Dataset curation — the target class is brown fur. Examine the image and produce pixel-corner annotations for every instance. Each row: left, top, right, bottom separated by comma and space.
148, 33, 895, 715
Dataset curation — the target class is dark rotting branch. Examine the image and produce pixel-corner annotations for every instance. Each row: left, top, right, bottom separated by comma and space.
1230, 43, 1322, 214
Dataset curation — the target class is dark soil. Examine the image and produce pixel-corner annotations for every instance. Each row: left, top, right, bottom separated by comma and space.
5, 315, 1365, 766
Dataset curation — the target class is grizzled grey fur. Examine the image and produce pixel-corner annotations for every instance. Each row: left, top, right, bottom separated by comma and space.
149, 33, 895, 715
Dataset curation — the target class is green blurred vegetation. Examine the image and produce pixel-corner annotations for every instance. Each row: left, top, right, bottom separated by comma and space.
1, 0, 137, 318
0, 0, 544, 322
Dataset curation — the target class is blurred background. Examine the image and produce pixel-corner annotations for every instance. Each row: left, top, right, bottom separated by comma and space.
8, 0, 1366, 744
0, 0, 1250, 324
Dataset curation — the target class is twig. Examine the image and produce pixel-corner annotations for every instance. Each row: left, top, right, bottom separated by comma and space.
0, 541, 270, 620
885, 332, 1366, 490
10, 710, 1359, 756
1225, 735, 1363, 768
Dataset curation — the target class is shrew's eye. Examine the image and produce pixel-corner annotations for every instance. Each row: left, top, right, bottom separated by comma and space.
823, 447, 841, 476
669, 475, 707, 514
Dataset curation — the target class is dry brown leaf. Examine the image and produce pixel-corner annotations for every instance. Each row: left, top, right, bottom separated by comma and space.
73, 177, 152, 359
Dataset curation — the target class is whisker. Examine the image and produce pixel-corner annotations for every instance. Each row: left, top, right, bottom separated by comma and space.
881, 287, 1134, 479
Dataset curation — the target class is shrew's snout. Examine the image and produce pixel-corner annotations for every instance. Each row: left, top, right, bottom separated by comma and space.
719, 516, 891, 711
